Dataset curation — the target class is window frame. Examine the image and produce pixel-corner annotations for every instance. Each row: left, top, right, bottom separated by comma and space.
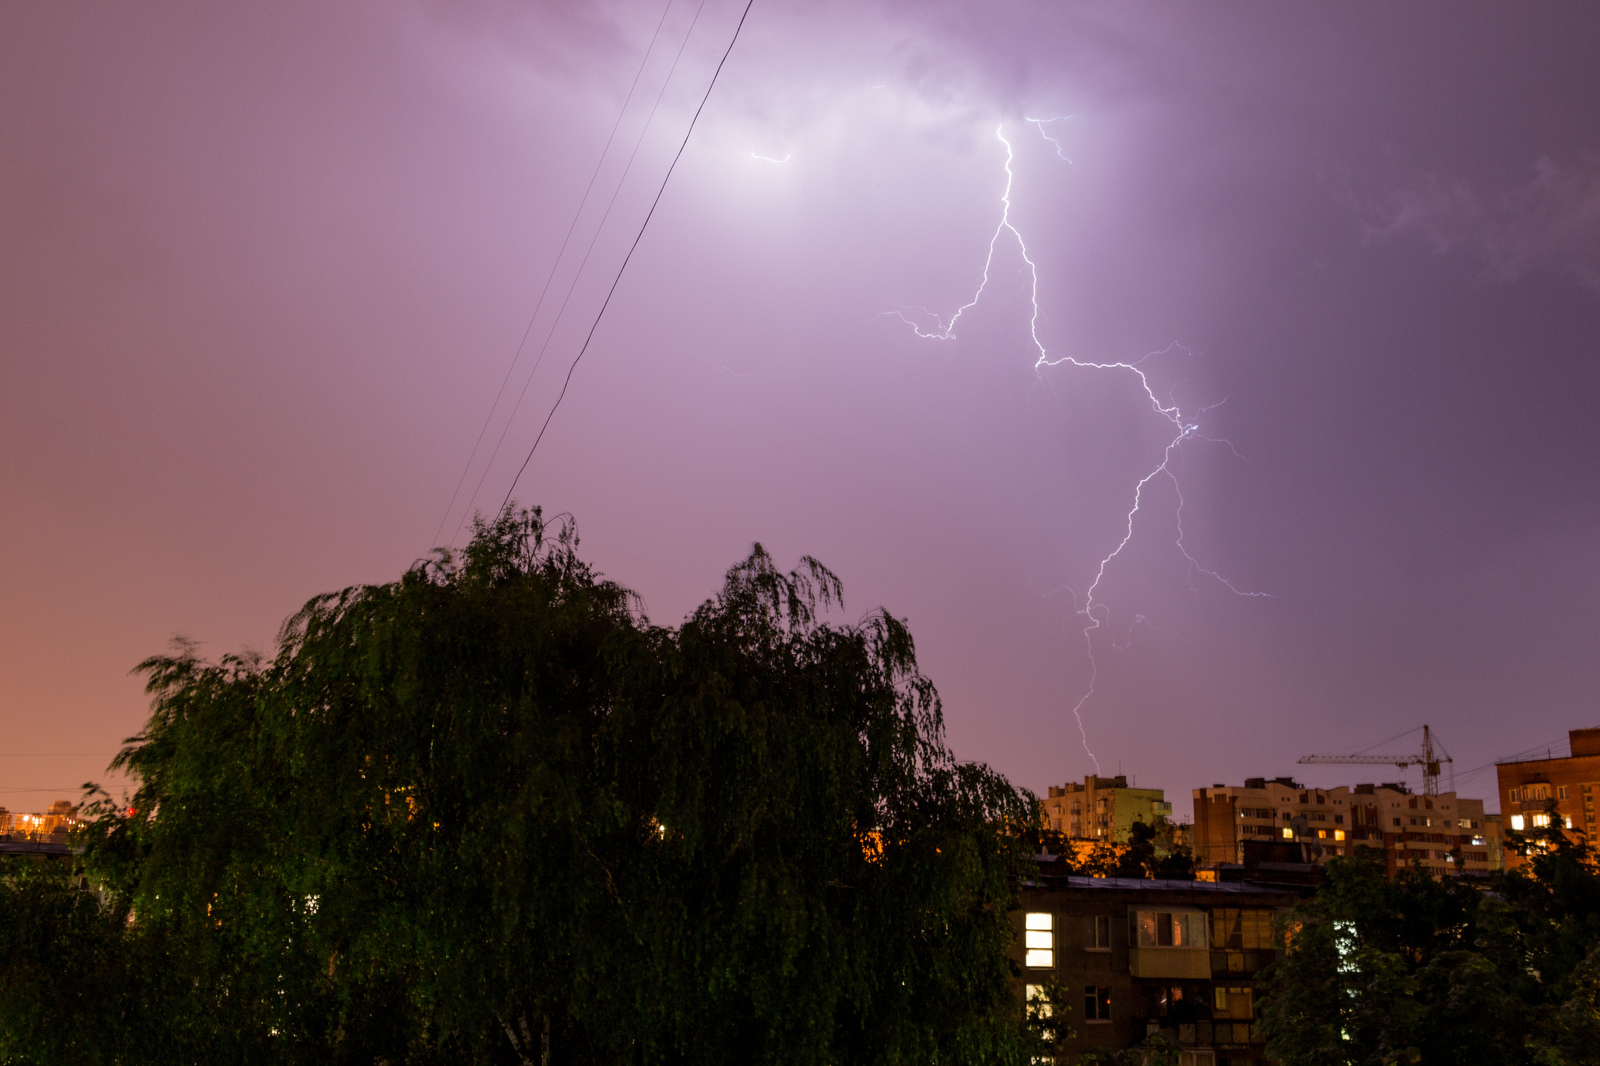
1087, 914, 1111, 951
1024, 912, 1055, 969
1082, 985, 1112, 1023
1132, 909, 1208, 949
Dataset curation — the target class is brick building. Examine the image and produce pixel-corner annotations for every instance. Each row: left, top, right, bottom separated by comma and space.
1193, 778, 1494, 877
1015, 859, 1306, 1066
1042, 775, 1174, 843
1496, 728, 1600, 869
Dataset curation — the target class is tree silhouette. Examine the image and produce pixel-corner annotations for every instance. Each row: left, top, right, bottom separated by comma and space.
5, 508, 1041, 1066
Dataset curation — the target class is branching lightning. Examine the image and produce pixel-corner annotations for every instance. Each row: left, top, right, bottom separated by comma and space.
892, 124, 1268, 772
1025, 115, 1075, 163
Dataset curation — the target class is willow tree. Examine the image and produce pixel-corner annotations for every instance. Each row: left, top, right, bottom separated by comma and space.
62, 508, 1036, 1066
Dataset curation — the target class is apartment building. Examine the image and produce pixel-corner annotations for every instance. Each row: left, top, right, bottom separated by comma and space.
1484, 813, 1506, 870
1016, 860, 1304, 1066
1042, 775, 1174, 843
1193, 778, 1494, 877
1496, 728, 1600, 869
0, 799, 80, 843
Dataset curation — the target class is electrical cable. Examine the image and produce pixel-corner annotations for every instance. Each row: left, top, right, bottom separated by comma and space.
1349, 725, 1422, 757
429, 0, 678, 549
452, 0, 714, 545
1451, 733, 1574, 782
501, 0, 758, 512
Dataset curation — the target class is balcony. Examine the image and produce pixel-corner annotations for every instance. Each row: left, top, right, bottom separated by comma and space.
1144, 1020, 1266, 1048
1129, 947, 1212, 979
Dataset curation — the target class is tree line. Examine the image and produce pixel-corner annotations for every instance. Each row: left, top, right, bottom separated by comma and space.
0, 509, 1045, 1066
5, 508, 1600, 1064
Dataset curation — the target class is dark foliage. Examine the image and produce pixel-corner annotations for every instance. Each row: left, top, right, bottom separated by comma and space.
1, 509, 1041, 1066
1024, 819, 1196, 881
1258, 812, 1600, 1066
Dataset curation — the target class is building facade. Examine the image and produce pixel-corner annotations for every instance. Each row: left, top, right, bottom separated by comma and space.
1015, 865, 1304, 1066
1193, 778, 1494, 877
1043, 775, 1174, 843
1484, 813, 1505, 871
0, 799, 79, 843
1495, 728, 1600, 869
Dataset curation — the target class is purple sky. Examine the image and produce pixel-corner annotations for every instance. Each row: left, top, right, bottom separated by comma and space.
4, 1, 1599, 820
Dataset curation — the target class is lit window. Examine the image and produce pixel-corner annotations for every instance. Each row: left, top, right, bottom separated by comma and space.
1135, 911, 1206, 948
1564, 816, 1574, 829
1334, 830, 1345, 841
1281, 827, 1293, 839
1532, 813, 1551, 828
1024, 913, 1054, 968
1025, 984, 1051, 1019
1214, 985, 1254, 1019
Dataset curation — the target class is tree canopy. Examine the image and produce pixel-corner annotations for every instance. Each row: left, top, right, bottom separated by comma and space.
1258, 817, 1600, 1066
2, 509, 1040, 1066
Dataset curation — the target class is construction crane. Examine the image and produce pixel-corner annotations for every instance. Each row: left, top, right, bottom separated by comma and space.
1298, 725, 1454, 797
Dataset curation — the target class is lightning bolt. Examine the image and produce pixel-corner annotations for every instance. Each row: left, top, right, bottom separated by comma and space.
891, 124, 1269, 773
1025, 115, 1075, 163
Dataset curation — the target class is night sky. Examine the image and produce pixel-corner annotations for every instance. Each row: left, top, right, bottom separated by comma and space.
4, 2, 1599, 819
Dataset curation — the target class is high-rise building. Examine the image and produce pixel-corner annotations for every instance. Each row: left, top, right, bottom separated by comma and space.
1495, 728, 1600, 869
1193, 778, 1494, 877
1042, 775, 1174, 843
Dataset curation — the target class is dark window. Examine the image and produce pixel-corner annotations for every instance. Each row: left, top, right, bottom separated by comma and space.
1089, 914, 1111, 949
1211, 909, 1274, 951
1083, 986, 1111, 1021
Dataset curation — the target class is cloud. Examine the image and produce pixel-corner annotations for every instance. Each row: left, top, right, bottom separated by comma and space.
1348, 156, 1600, 293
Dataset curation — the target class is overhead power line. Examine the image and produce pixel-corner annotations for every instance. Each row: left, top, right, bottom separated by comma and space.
430, 0, 679, 550
451, 0, 714, 546
501, 0, 758, 512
